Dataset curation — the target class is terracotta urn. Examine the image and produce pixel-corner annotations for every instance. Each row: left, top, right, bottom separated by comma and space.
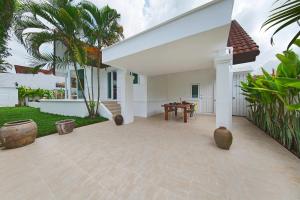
214, 127, 233, 150
0, 120, 37, 149
55, 119, 75, 135
114, 115, 124, 126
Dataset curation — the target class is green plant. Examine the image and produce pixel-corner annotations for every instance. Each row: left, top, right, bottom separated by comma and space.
241, 41, 300, 157
0, 0, 17, 70
18, 86, 54, 104
262, 0, 300, 49
79, 1, 124, 113
14, 0, 123, 118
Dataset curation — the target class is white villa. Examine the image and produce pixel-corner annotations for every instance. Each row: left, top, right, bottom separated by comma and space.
40, 0, 259, 130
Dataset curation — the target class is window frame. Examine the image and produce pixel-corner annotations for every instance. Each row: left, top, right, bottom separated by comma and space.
191, 83, 200, 99
130, 72, 139, 84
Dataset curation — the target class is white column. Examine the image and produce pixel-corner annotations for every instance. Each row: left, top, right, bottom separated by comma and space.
120, 69, 134, 124
214, 49, 233, 130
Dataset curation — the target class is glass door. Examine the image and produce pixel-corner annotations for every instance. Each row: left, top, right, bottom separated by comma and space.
107, 71, 117, 100
77, 69, 85, 99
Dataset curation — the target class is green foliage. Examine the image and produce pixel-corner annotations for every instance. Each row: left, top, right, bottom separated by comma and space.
241, 42, 300, 157
18, 86, 54, 102
0, 107, 107, 137
262, 0, 300, 49
0, 0, 17, 68
14, 0, 123, 118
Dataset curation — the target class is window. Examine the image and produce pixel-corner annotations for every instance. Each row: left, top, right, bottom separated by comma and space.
130, 72, 139, 84
107, 72, 112, 99
191, 84, 199, 98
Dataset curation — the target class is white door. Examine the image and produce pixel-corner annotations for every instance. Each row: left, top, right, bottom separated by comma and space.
190, 82, 214, 114
199, 82, 214, 113
232, 72, 248, 116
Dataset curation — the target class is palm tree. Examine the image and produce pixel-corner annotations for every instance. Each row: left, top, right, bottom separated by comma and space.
262, 0, 300, 49
14, 0, 96, 116
0, 0, 17, 72
79, 1, 124, 112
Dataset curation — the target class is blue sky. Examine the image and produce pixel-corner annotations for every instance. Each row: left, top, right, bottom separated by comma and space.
5, 0, 299, 73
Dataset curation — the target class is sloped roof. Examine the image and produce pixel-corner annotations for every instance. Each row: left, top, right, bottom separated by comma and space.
15, 65, 53, 75
228, 20, 260, 65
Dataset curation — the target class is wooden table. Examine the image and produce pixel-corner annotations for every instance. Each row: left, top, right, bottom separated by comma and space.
162, 103, 192, 123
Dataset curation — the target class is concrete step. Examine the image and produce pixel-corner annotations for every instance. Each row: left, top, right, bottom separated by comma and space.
105, 104, 121, 110
111, 111, 121, 116
102, 101, 121, 117
102, 101, 118, 105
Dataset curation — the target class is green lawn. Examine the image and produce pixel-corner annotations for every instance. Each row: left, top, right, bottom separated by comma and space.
0, 107, 107, 137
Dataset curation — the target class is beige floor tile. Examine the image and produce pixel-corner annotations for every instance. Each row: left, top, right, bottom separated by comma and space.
0, 115, 299, 200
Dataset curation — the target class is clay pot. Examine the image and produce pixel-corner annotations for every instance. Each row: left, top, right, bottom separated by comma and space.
214, 127, 233, 150
114, 115, 124, 126
0, 120, 37, 149
55, 119, 75, 135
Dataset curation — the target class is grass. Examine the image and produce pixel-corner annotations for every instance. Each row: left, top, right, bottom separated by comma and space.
0, 107, 108, 137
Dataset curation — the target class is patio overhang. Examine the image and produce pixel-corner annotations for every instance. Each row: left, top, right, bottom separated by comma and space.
102, 0, 235, 76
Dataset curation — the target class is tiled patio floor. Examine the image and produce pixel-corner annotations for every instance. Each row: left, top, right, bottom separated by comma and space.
0, 115, 299, 200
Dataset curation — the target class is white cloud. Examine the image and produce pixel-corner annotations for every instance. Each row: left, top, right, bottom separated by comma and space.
5, 0, 299, 73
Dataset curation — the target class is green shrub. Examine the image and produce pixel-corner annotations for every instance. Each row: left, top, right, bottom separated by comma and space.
241, 41, 300, 157
18, 86, 54, 103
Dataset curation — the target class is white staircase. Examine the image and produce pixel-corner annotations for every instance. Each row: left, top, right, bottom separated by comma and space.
101, 101, 121, 117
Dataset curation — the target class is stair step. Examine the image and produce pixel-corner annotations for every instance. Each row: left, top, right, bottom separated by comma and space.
102, 101, 121, 117
105, 104, 121, 109
102, 101, 118, 105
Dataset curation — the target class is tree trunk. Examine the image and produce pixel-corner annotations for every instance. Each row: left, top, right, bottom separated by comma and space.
73, 62, 93, 117
95, 50, 102, 116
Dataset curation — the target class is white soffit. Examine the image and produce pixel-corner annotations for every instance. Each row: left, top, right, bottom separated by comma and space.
103, 0, 234, 76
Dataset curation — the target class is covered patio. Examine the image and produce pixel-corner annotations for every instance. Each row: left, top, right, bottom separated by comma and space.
102, 0, 258, 129
0, 115, 299, 199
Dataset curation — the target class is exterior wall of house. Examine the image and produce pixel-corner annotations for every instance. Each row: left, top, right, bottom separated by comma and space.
133, 75, 148, 117
146, 68, 215, 117
58, 65, 248, 119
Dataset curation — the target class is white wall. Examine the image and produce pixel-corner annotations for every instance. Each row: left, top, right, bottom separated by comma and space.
146, 68, 215, 116
40, 99, 111, 119
133, 75, 148, 117
0, 73, 65, 89
0, 87, 18, 107
40, 99, 89, 117
147, 75, 168, 116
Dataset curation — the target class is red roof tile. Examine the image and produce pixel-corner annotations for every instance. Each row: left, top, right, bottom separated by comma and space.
15, 65, 53, 75
228, 20, 260, 64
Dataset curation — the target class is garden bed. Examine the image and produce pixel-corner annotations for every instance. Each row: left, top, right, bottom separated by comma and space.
0, 107, 107, 137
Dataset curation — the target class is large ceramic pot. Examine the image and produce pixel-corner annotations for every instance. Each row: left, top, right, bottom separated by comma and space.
55, 119, 75, 135
114, 115, 124, 126
214, 127, 233, 150
0, 120, 37, 149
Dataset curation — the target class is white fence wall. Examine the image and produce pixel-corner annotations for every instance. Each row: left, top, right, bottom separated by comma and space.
0, 73, 65, 107
232, 72, 248, 116
0, 73, 65, 89
40, 99, 111, 119
0, 87, 18, 107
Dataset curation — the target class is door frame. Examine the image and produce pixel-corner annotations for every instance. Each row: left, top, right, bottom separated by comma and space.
107, 71, 117, 100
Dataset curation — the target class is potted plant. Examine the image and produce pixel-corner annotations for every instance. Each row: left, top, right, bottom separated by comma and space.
0, 119, 37, 149
214, 127, 233, 150
114, 115, 124, 126
55, 119, 75, 135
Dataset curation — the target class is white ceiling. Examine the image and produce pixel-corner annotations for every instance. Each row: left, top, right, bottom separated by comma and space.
107, 25, 230, 76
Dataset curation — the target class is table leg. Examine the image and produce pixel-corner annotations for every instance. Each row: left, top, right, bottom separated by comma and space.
175, 108, 177, 117
164, 107, 168, 120
184, 107, 187, 123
